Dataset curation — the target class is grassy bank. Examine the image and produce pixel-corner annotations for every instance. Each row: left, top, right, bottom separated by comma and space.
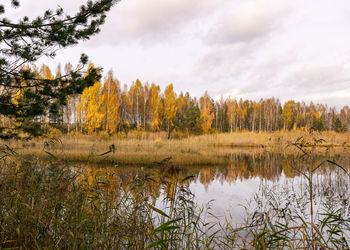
3, 130, 350, 166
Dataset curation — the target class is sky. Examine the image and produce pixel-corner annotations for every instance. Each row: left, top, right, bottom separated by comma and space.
7, 0, 350, 108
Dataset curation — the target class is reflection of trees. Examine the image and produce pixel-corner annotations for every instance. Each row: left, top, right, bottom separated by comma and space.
77, 153, 350, 201
78, 166, 198, 203
282, 155, 298, 178
199, 168, 215, 191
77, 167, 120, 193
217, 153, 285, 183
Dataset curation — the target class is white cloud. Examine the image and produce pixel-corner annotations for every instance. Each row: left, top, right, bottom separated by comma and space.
10, 0, 350, 107
196, 43, 256, 80
206, 0, 292, 45
87, 0, 222, 45
194, 0, 350, 108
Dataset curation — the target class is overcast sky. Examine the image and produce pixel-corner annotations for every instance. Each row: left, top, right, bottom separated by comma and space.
8, 0, 350, 108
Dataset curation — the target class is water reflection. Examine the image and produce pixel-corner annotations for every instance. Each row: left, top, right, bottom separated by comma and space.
76, 152, 350, 224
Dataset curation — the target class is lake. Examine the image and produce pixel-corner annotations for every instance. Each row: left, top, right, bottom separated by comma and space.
77, 151, 350, 226
3, 148, 350, 248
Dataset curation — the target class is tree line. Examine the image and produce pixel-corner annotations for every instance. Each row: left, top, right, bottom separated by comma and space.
2, 63, 350, 138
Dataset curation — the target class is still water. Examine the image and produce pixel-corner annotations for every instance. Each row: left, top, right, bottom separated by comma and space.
78, 152, 350, 225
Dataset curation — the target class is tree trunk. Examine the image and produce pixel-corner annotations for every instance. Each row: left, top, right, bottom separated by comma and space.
167, 122, 171, 139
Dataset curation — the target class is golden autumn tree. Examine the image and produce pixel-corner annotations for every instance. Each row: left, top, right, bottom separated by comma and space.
148, 83, 161, 131
282, 100, 296, 130
40, 64, 54, 80
101, 71, 120, 135
199, 91, 214, 133
162, 84, 177, 139
77, 81, 104, 134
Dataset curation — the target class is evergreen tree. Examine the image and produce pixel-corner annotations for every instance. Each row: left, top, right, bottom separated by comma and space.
184, 100, 201, 135
0, 0, 118, 138
334, 118, 343, 132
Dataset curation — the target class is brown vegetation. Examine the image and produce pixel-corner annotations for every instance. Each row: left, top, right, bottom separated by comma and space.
5, 130, 350, 166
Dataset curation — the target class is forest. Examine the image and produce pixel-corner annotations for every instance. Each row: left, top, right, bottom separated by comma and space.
3, 63, 349, 139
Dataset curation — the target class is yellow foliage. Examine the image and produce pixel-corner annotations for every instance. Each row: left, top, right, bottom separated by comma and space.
149, 83, 161, 131
68, 131, 83, 137
12, 89, 22, 106
125, 119, 130, 128
40, 64, 53, 80
98, 130, 110, 140
117, 131, 127, 139
45, 127, 62, 137
77, 82, 104, 134
163, 84, 177, 126
101, 72, 120, 134
200, 92, 214, 133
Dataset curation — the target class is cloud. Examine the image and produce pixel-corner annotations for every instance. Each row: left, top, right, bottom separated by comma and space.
282, 62, 350, 95
216, 58, 350, 108
195, 0, 350, 108
10, 0, 218, 45
196, 43, 256, 81
10, 0, 350, 108
86, 0, 222, 46
9, 0, 218, 45
206, 0, 292, 45
195, 0, 295, 97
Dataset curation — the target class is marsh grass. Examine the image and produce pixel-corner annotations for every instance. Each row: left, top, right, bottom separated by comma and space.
4, 130, 350, 166
0, 159, 152, 248
0, 147, 226, 249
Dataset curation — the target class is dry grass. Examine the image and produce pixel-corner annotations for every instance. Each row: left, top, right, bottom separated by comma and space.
0, 156, 216, 249
3, 130, 350, 166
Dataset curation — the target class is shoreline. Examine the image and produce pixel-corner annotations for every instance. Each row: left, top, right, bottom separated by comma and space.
4, 130, 349, 166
